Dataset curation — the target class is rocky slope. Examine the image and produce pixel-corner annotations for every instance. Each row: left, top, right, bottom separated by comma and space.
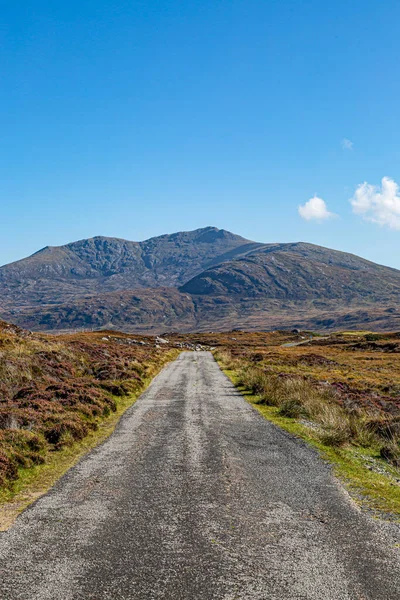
0, 227, 260, 306
181, 242, 400, 302
1, 229, 400, 333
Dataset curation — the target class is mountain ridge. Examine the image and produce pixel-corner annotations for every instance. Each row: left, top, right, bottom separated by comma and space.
180, 241, 400, 299
1, 227, 399, 333
0, 226, 256, 305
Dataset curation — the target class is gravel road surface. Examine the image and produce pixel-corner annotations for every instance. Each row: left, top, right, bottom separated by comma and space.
1, 351, 400, 599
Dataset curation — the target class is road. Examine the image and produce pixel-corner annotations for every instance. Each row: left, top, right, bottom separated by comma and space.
1, 351, 400, 599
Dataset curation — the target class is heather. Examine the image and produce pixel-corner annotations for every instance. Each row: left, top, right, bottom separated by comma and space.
0, 321, 175, 490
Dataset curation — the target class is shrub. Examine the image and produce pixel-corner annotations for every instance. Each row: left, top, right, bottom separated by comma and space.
365, 333, 380, 342
238, 367, 270, 395
318, 428, 350, 447
380, 443, 400, 466
349, 417, 378, 448
214, 350, 235, 369
365, 417, 400, 443
0, 453, 18, 486
278, 399, 307, 418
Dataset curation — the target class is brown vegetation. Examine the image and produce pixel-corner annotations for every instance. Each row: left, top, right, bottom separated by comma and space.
207, 330, 400, 466
0, 321, 176, 490
2, 321, 400, 497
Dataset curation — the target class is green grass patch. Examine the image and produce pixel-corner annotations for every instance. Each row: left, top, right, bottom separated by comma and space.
222, 367, 400, 519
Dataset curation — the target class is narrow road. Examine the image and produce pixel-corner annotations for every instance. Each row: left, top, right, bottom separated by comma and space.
1, 352, 400, 599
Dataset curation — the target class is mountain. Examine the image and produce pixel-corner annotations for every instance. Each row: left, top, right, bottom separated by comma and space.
180, 242, 400, 302
0, 227, 261, 306
1, 228, 400, 333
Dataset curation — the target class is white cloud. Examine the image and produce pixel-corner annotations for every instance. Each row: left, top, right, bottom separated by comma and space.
341, 138, 354, 150
298, 196, 336, 222
350, 176, 400, 230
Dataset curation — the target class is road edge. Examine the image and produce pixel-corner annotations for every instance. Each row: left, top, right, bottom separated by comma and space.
216, 360, 400, 521
0, 350, 180, 531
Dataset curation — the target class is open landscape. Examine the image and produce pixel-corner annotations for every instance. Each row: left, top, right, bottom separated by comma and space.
2, 234, 400, 598
1, 323, 400, 598
3, 2, 400, 597
1, 324, 400, 515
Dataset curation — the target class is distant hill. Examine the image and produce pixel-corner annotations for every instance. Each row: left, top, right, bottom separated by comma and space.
1, 228, 400, 333
180, 242, 400, 302
0, 227, 261, 306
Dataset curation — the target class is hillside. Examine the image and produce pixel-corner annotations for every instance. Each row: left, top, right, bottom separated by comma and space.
181, 242, 400, 301
0, 227, 259, 306
1, 229, 400, 333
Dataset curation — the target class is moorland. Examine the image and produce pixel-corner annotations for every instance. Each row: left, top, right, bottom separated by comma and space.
0, 321, 179, 506
1, 322, 400, 517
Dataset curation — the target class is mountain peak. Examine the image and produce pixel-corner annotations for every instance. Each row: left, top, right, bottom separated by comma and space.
2, 228, 399, 334
0, 226, 255, 306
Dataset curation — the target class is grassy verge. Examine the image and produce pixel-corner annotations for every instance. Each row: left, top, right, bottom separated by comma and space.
0, 350, 178, 530
220, 364, 400, 519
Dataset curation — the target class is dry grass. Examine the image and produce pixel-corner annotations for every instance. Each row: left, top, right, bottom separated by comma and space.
2, 323, 400, 501
212, 330, 400, 463
236, 365, 353, 446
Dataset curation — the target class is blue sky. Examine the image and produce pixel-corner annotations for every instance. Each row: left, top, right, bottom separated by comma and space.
1, 1, 400, 267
